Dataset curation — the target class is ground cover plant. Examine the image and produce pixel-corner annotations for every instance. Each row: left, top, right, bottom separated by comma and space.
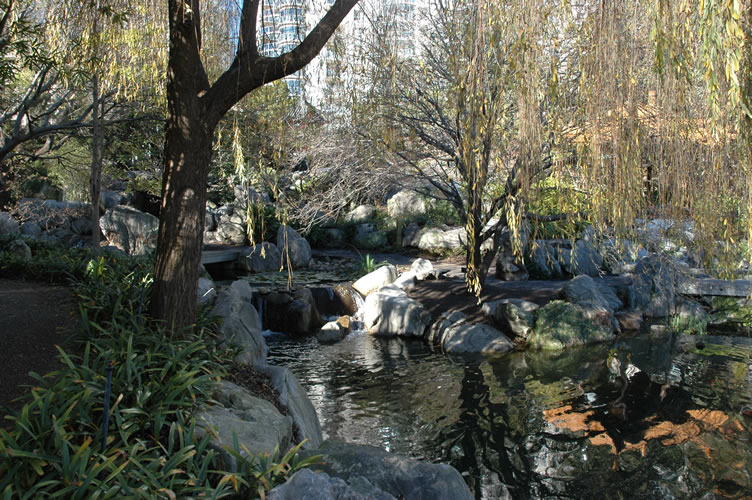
0, 239, 314, 498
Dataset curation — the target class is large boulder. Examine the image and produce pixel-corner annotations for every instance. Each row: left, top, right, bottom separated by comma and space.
269, 468, 395, 500
352, 264, 398, 296
216, 218, 246, 245
20, 221, 42, 238
482, 298, 539, 339
277, 225, 312, 269
196, 381, 292, 472
561, 275, 622, 312
345, 205, 376, 223
310, 285, 360, 316
442, 322, 515, 355
570, 239, 604, 276
257, 364, 323, 449
426, 310, 468, 345
363, 285, 431, 337
8, 239, 31, 259
416, 227, 466, 251
239, 242, 282, 273
631, 255, 676, 317
387, 190, 426, 219
301, 440, 474, 500
260, 287, 324, 335
210, 280, 267, 365
353, 224, 388, 249
410, 258, 435, 280
528, 300, 615, 350
527, 241, 564, 279
99, 206, 158, 255
197, 277, 217, 307
316, 319, 349, 344
0, 212, 19, 236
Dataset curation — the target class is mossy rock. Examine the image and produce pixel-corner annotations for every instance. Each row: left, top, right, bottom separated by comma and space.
528, 300, 615, 350
709, 297, 752, 328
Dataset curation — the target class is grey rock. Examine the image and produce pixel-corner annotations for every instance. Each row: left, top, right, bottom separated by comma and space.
345, 205, 376, 223
316, 320, 347, 344
101, 190, 123, 209
239, 242, 282, 273
278, 225, 312, 269
631, 255, 677, 318
261, 287, 324, 335
426, 311, 467, 345
9, 239, 31, 259
386, 190, 426, 219
393, 271, 417, 290
363, 285, 432, 337
302, 440, 474, 500
416, 227, 466, 251
0, 212, 19, 236
615, 310, 643, 331
204, 210, 217, 232
20, 221, 42, 238
571, 239, 603, 276
268, 469, 395, 500
196, 382, 292, 472
197, 277, 217, 307
257, 364, 323, 449
352, 265, 398, 296
353, 226, 387, 249
482, 298, 539, 339
562, 275, 622, 312
676, 296, 707, 322
401, 222, 422, 248
529, 300, 615, 350
216, 220, 246, 245
410, 258, 435, 280
99, 206, 158, 256
442, 322, 515, 354
210, 280, 267, 365
70, 217, 92, 236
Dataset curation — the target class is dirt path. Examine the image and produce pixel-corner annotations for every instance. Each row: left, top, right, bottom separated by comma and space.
0, 279, 79, 418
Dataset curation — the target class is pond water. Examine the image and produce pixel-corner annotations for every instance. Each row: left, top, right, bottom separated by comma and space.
266, 328, 752, 499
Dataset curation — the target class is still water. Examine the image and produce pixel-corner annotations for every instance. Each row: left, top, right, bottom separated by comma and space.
266, 329, 752, 499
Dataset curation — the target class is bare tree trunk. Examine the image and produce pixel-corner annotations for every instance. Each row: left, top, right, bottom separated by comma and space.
90, 75, 103, 248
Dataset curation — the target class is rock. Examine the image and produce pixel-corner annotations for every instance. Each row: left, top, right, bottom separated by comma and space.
529, 300, 615, 350
676, 296, 707, 322
615, 310, 643, 331
257, 364, 323, 449
8, 239, 31, 259
410, 258, 435, 280
482, 298, 539, 339
571, 239, 603, 276
353, 226, 387, 249
393, 271, 418, 290
268, 468, 395, 500
101, 190, 123, 209
197, 277, 217, 307
345, 205, 376, 223
415, 227, 466, 251
562, 275, 622, 312
316, 320, 348, 344
320, 228, 345, 248
204, 210, 217, 232
20, 221, 41, 238
261, 287, 324, 335
302, 440, 474, 500
239, 242, 282, 273
310, 285, 359, 316
401, 222, 422, 248
278, 225, 312, 269
216, 219, 246, 245
442, 322, 515, 354
352, 265, 398, 296
70, 217, 92, 236
233, 185, 267, 207
631, 255, 676, 317
386, 190, 426, 219
528, 241, 564, 279
196, 381, 292, 472
426, 311, 467, 345
363, 285, 432, 337
0, 212, 19, 236
211, 280, 267, 365
495, 255, 529, 281
99, 206, 158, 256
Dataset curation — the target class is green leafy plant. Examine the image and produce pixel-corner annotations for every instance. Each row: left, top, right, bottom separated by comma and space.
668, 314, 708, 335
359, 253, 390, 274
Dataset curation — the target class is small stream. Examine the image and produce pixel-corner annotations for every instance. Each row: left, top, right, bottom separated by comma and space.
266, 328, 752, 499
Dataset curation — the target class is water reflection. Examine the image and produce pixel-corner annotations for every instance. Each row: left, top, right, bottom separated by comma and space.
266, 331, 752, 499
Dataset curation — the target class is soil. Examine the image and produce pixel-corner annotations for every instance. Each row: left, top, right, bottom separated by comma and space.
0, 279, 80, 422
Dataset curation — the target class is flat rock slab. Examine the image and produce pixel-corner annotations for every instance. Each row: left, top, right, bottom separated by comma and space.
677, 278, 751, 297
0, 279, 78, 419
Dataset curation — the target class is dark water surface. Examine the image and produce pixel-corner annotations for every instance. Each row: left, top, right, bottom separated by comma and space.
266, 329, 752, 499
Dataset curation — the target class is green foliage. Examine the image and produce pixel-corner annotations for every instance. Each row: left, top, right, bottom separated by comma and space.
247, 203, 282, 244
420, 199, 461, 227
526, 176, 590, 239
710, 297, 752, 330
0, 242, 315, 497
359, 253, 389, 275
668, 314, 708, 336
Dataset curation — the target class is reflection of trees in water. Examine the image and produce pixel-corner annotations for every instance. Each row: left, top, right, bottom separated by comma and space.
435, 363, 529, 499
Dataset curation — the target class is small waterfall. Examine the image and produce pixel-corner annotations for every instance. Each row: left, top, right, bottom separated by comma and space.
349, 288, 367, 334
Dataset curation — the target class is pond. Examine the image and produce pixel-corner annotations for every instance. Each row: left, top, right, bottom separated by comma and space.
266, 328, 752, 499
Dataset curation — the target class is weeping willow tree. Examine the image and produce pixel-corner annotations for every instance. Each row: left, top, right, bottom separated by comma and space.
354, 0, 563, 297
559, 0, 752, 274
40, 0, 166, 245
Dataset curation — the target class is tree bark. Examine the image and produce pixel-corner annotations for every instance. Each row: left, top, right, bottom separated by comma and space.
150, 0, 358, 330
90, 75, 103, 248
